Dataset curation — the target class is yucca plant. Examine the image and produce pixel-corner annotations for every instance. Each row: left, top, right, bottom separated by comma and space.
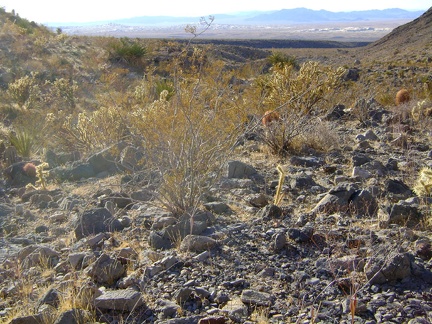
9, 130, 35, 158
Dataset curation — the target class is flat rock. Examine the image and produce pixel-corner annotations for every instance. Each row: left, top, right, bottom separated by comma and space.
94, 288, 144, 311
241, 289, 273, 306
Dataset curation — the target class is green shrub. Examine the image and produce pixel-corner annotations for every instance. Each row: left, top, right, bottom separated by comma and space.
108, 38, 147, 64
268, 51, 299, 70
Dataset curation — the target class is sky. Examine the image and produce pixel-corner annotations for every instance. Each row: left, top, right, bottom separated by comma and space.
0, 0, 430, 23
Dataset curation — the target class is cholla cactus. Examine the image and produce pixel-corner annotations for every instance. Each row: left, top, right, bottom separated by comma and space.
413, 167, 432, 197
263, 61, 346, 114
274, 165, 286, 206
35, 162, 49, 190
411, 100, 432, 122
7, 73, 40, 108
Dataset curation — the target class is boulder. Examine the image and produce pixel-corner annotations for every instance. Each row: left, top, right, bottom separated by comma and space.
73, 208, 123, 240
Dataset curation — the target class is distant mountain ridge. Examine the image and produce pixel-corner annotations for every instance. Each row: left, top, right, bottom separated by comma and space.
47, 8, 425, 27
246, 8, 424, 23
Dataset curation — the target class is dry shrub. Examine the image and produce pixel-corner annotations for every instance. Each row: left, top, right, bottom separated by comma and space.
395, 88, 410, 105
254, 61, 346, 155
292, 120, 341, 153
48, 105, 128, 153
129, 48, 246, 215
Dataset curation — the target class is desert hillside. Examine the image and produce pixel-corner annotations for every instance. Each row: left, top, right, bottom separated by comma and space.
362, 6, 432, 61
0, 6, 432, 324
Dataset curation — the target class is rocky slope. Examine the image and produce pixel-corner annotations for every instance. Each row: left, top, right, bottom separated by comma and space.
361, 6, 432, 61
1, 96, 432, 324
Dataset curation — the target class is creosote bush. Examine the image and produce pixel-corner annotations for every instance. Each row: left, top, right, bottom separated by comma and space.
129, 47, 246, 215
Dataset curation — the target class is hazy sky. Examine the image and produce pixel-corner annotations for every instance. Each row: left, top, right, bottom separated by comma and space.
1, 0, 430, 23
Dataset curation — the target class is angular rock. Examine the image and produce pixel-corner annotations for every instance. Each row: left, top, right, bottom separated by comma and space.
199, 316, 227, 324
221, 297, 248, 322
20, 245, 60, 268
271, 232, 286, 252
9, 314, 44, 324
352, 166, 373, 179
312, 183, 358, 214
149, 231, 173, 250
68, 253, 86, 270
227, 160, 257, 179
51, 163, 95, 182
248, 193, 269, 208
37, 287, 60, 309
325, 104, 345, 120
349, 189, 378, 217
174, 287, 193, 305
86, 253, 126, 285
290, 156, 324, 168
365, 252, 412, 284
388, 200, 421, 227
203, 201, 231, 214
73, 208, 123, 240
4, 161, 36, 187
54, 308, 92, 324
94, 288, 144, 311
180, 235, 217, 253
157, 299, 179, 318
289, 173, 318, 190
385, 179, 413, 200
287, 228, 312, 243
45, 149, 80, 168
87, 145, 125, 175
149, 211, 215, 250
241, 289, 273, 306
351, 153, 372, 167
259, 204, 282, 219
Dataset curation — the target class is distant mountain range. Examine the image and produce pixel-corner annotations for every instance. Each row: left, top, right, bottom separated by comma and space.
246, 8, 424, 24
47, 8, 425, 27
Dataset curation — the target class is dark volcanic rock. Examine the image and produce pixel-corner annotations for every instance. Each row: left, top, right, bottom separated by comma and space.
73, 208, 123, 240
